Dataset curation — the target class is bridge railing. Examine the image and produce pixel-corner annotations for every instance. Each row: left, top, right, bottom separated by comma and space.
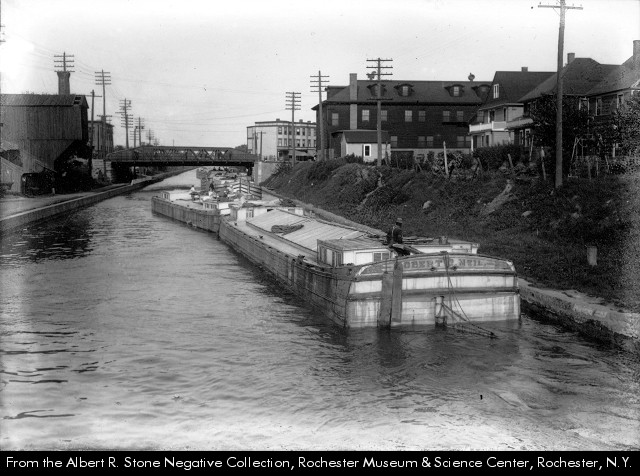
107, 146, 258, 163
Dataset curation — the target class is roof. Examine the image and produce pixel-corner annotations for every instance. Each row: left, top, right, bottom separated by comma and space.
319, 237, 387, 251
319, 79, 491, 106
586, 61, 640, 96
1, 93, 89, 108
480, 71, 554, 109
333, 129, 390, 143
519, 58, 618, 102
247, 209, 364, 251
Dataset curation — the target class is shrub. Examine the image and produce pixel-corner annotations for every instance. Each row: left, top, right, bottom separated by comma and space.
473, 144, 525, 171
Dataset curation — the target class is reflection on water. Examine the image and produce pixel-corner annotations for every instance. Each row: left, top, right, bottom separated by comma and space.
1, 172, 639, 451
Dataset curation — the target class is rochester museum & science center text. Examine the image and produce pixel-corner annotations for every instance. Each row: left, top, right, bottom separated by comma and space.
5, 455, 631, 471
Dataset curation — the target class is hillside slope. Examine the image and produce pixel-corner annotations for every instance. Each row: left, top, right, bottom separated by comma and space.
262, 160, 640, 313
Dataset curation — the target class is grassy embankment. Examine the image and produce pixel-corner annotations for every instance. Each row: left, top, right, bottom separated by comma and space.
262, 159, 640, 313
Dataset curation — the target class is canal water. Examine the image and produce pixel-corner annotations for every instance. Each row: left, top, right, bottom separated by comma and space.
1, 170, 639, 451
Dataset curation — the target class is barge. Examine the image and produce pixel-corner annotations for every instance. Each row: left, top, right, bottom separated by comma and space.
217, 201, 520, 329
152, 186, 520, 328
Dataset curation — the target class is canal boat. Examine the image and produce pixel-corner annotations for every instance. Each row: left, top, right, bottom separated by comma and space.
218, 202, 521, 329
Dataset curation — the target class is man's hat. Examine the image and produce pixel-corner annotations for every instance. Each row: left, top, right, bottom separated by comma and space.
396, 218, 403, 224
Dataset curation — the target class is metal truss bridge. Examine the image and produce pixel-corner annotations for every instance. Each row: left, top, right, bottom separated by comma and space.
106, 146, 259, 168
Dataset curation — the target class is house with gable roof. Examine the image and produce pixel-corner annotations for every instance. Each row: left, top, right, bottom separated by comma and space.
584, 40, 640, 155
506, 53, 618, 155
468, 68, 554, 151
313, 73, 491, 160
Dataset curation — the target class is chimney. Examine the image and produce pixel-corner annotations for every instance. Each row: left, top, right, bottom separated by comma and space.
567, 53, 575, 65
349, 73, 358, 100
634, 40, 640, 68
349, 73, 358, 130
521, 66, 529, 72
57, 71, 71, 95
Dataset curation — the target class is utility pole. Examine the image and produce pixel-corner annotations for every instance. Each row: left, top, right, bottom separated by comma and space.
119, 99, 132, 149
285, 92, 301, 166
89, 90, 101, 176
137, 117, 145, 146
54, 51, 74, 95
95, 70, 111, 125
366, 58, 393, 167
310, 71, 329, 160
539, 0, 583, 189
259, 131, 264, 159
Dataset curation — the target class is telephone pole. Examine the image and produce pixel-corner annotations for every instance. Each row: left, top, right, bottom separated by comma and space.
119, 99, 132, 149
285, 92, 301, 166
366, 58, 393, 167
95, 70, 111, 124
136, 117, 145, 146
310, 71, 329, 160
539, 0, 583, 189
54, 52, 74, 94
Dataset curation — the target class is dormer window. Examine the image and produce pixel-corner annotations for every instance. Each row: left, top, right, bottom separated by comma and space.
446, 84, 464, 97
493, 84, 500, 99
395, 83, 414, 97
368, 84, 386, 98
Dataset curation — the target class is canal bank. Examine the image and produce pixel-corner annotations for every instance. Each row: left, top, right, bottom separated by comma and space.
261, 187, 640, 353
0, 170, 187, 234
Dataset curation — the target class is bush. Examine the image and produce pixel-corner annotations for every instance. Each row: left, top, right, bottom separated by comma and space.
306, 158, 346, 181
473, 144, 525, 171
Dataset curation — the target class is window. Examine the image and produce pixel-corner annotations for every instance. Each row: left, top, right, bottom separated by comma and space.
296, 140, 300, 147
579, 98, 588, 111
373, 252, 390, 262
362, 109, 370, 122
363, 145, 371, 157
595, 98, 603, 115
296, 128, 300, 135
405, 110, 413, 122
400, 85, 410, 96
452, 85, 461, 97
278, 138, 282, 146
381, 110, 388, 122
418, 136, 426, 147
391, 136, 398, 148
493, 84, 500, 99
278, 127, 282, 134
331, 113, 339, 126
418, 110, 426, 122
456, 136, 466, 148
426, 136, 434, 148
456, 111, 464, 122
246, 208, 254, 219
503, 108, 507, 121
617, 94, 624, 109
302, 128, 306, 136
443, 110, 451, 122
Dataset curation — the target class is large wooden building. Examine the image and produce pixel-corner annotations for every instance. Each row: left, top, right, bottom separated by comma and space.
1, 94, 90, 172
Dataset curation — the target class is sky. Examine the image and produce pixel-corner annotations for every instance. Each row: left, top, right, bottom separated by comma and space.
1, 0, 639, 148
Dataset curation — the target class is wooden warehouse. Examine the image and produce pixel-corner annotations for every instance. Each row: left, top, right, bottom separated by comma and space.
0, 93, 91, 175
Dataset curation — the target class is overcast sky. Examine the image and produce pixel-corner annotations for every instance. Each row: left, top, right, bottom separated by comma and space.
1, 0, 639, 148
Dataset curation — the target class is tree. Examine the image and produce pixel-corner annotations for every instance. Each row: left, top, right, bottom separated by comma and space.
613, 93, 640, 156
235, 144, 249, 152
529, 93, 591, 178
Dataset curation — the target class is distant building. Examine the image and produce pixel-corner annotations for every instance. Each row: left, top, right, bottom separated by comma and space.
246, 118, 317, 161
331, 130, 390, 163
314, 73, 490, 160
468, 68, 554, 151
